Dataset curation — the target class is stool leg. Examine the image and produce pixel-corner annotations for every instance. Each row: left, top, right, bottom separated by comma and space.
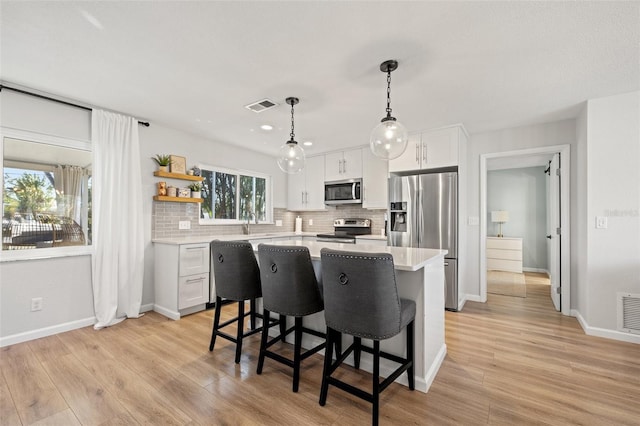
372, 340, 380, 426
334, 332, 342, 360
293, 316, 302, 392
250, 298, 257, 330
319, 327, 334, 406
209, 296, 223, 351
235, 301, 245, 364
353, 337, 362, 369
407, 320, 415, 390
257, 308, 270, 374
279, 314, 287, 342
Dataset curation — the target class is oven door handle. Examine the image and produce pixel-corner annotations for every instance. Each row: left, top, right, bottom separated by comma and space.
316, 238, 356, 244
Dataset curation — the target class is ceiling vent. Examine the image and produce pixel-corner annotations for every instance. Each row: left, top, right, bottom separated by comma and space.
244, 98, 278, 113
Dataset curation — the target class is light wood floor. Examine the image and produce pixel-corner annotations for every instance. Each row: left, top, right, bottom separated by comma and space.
2, 282, 640, 425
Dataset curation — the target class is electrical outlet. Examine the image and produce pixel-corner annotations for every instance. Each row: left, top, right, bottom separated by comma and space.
178, 220, 191, 230
468, 216, 480, 226
595, 216, 608, 229
31, 297, 43, 312
309, 219, 314, 226
275, 220, 283, 227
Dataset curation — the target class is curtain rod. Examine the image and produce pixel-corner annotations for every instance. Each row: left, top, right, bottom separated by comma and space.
0, 84, 150, 127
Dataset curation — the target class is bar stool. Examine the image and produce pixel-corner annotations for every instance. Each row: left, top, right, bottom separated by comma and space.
319, 248, 415, 426
209, 240, 264, 364
256, 244, 326, 392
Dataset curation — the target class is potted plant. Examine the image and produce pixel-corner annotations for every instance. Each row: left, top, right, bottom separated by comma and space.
188, 182, 202, 198
151, 154, 172, 172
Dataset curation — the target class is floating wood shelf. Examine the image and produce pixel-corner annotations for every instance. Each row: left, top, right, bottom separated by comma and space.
153, 171, 204, 182
153, 196, 203, 203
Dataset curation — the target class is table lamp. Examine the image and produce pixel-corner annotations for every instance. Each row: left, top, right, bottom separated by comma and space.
491, 210, 509, 237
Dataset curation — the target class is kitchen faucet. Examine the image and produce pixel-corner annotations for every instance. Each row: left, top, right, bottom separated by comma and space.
243, 210, 258, 235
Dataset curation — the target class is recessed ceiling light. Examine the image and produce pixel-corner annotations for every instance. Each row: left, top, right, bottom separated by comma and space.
303, 141, 313, 147
260, 124, 273, 131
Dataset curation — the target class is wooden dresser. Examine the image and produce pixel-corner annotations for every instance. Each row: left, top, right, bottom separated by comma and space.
487, 237, 523, 273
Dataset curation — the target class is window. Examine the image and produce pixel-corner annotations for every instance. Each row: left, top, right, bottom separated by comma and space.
2, 130, 92, 254
200, 165, 271, 224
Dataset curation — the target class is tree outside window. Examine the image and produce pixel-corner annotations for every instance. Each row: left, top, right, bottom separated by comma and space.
200, 166, 270, 223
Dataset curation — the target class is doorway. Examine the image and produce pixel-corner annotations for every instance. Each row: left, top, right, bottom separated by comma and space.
480, 145, 571, 316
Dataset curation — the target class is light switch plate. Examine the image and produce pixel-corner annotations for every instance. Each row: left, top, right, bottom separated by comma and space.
595, 216, 608, 229
468, 216, 480, 226
178, 220, 191, 230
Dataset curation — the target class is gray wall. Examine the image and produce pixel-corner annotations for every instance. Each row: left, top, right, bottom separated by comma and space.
487, 167, 548, 270
464, 119, 577, 302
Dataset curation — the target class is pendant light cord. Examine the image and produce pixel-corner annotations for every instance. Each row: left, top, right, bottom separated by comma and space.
290, 101, 296, 142
386, 70, 392, 118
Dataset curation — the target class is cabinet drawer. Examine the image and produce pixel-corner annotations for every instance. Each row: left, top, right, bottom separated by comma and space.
487, 248, 522, 261
179, 273, 209, 309
179, 244, 210, 276
487, 259, 523, 273
486, 238, 522, 250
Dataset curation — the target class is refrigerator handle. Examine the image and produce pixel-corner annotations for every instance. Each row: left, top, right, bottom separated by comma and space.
415, 143, 419, 162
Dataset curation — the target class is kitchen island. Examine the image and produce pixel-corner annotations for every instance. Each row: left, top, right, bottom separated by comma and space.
255, 239, 447, 393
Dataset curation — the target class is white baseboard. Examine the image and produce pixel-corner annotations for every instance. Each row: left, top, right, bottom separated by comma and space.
457, 294, 467, 311
153, 304, 180, 320
464, 294, 483, 303
523, 267, 549, 275
140, 303, 154, 313
0, 316, 96, 347
572, 309, 640, 344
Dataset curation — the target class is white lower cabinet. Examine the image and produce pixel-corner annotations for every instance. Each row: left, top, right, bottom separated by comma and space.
154, 242, 210, 319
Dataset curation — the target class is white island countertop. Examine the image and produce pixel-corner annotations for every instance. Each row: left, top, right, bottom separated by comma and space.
152, 231, 317, 245
261, 239, 447, 272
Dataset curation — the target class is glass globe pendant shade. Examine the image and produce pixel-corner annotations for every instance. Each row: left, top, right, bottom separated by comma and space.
369, 118, 409, 160
277, 140, 305, 174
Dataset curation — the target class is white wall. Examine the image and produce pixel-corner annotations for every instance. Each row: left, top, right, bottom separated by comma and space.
139, 123, 287, 306
487, 167, 547, 270
582, 91, 640, 332
0, 88, 287, 344
0, 90, 94, 345
465, 119, 577, 300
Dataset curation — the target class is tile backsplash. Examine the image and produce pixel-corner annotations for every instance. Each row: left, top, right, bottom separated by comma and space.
152, 203, 387, 239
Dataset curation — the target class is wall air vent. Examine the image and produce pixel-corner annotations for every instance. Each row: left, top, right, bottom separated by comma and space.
618, 293, 640, 334
244, 98, 278, 113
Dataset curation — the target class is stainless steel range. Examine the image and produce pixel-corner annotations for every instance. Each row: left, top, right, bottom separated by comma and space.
316, 218, 371, 244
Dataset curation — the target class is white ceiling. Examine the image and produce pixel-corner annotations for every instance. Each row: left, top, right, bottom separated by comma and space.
1, 1, 638, 158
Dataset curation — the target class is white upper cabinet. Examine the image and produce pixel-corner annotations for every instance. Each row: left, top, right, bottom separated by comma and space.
388, 133, 422, 172
362, 147, 389, 209
389, 125, 465, 173
287, 155, 326, 211
325, 148, 362, 181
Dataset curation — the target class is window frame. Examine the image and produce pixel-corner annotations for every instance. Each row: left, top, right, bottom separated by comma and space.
198, 163, 273, 225
0, 127, 93, 262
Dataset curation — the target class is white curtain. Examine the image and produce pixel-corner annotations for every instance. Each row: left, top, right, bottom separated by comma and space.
91, 109, 144, 329
54, 165, 85, 224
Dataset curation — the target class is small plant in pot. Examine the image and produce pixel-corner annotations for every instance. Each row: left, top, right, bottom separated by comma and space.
152, 154, 172, 172
188, 182, 202, 198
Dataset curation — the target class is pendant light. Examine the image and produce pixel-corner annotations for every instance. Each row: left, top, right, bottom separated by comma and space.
370, 60, 409, 160
277, 97, 305, 174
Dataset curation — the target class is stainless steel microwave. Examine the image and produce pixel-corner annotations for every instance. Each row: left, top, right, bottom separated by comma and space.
324, 179, 362, 205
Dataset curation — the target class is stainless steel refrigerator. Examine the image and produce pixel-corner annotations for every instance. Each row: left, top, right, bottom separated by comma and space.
388, 171, 459, 311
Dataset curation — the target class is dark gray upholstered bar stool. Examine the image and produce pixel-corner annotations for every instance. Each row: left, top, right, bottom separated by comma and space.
256, 244, 326, 392
209, 240, 265, 364
319, 248, 415, 426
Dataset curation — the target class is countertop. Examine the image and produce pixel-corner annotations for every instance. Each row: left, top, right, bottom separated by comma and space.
260, 239, 447, 272
152, 231, 317, 245
152, 231, 389, 245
